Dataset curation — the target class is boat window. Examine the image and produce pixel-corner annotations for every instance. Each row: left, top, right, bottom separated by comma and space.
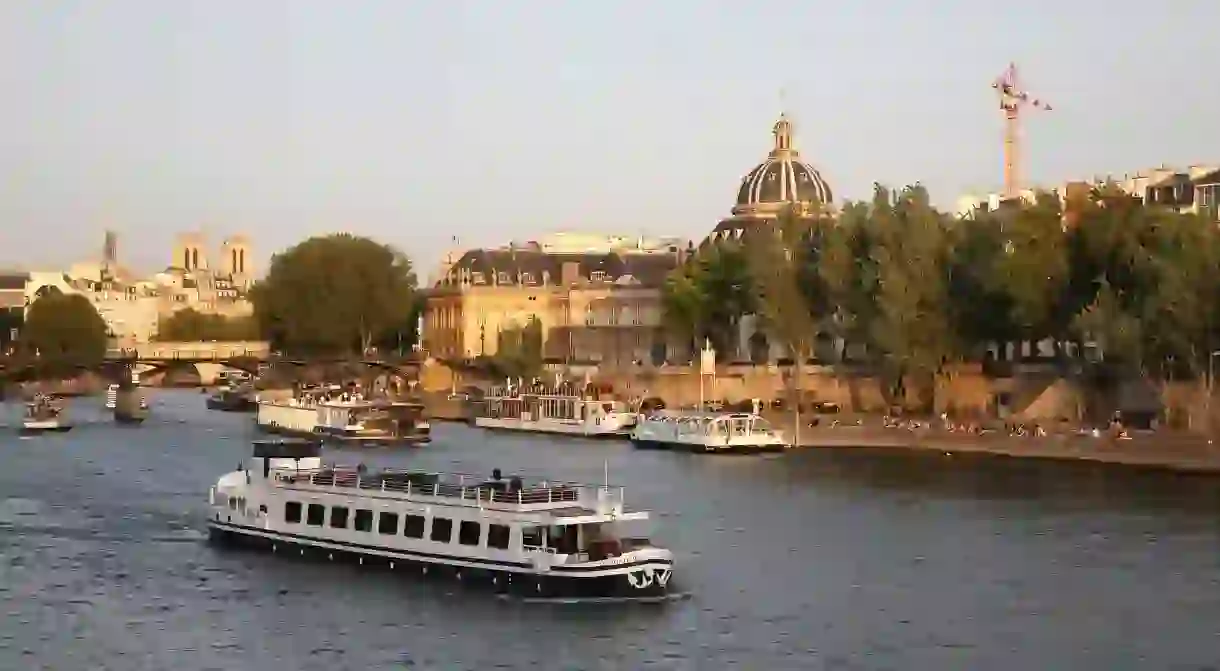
458, 520, 481, 546
403, 514, 426, 538
549, 525, 579, 554
487, 524, 511, 550
430, 517, 453, 543
329, 506, 349, 529
522, 525, 544, 548
306, 503, 325, 526
285, 501, 302, 524
378, 512, 399, 535
354, 509, 373, 532
228, 497, 238, 510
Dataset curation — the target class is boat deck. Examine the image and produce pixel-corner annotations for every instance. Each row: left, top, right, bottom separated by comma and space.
275, 467, 622, 513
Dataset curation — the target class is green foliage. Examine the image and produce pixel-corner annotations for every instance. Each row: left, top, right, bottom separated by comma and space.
660, 243, 756, 360
491, 316, 544, 379
155, 308, 260, 342
661, 180, 1220, 391
17, 292, 109, 372
250, 234, 417, 356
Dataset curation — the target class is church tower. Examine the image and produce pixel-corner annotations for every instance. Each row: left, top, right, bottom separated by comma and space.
221, 235, 252, 287
173, 233, 208, 272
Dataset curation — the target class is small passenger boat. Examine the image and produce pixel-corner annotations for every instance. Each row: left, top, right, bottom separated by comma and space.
21, 394, 73, 435
207, 438, 675, 599
630, 411, 787, 454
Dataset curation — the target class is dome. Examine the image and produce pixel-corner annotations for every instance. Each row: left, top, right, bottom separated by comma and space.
732, 114, 832, 215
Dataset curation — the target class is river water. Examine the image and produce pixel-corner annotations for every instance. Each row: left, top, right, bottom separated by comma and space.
2, 390, 1219, 670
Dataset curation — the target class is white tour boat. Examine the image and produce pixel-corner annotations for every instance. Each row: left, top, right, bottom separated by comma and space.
474, 381, 636, 438
630, 411, 787, 454
257, 390, 430, 445
21, 394, 73, 435
207, 438, 675, 599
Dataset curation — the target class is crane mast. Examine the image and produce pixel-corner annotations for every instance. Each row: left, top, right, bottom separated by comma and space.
992, 63, 1052, 200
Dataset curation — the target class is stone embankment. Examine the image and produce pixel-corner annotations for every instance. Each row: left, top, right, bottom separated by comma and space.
786, 424, 1220, 473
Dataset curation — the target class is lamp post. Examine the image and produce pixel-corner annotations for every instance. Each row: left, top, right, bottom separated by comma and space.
1208, 351, 1220, 445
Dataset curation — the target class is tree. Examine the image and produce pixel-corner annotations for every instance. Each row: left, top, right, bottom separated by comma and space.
250, 234, 417, 355
17, 292, 109, 373
491, 316, 544, 379
659, 244, 756, 361
858, 185, 956, 409
747, 204, 831, 442
155, 308, 260, 342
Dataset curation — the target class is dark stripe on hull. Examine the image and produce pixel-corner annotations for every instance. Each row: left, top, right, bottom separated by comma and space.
207, 522, 672, 599
257, 423, 430, 447
630, 438, 786, 454
19, 425, 73, 435
475, 423, 631, 441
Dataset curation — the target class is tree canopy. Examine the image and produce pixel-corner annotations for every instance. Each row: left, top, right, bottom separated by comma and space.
17, 292, 110, 372
250, 234, 417, 356
661, 182, 1220, 402
155, 308, 260, 342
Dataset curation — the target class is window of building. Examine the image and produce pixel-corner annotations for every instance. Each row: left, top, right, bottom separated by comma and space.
497, 271, 511, 284
378, 511, 399, 535
228, 496, 238, 510
403, 514, 426, 538
487, 524, 511, 550
329, 506, 349, 529
521, 272, 535, 284
458, 520, 481, 546
590, 270, 606, 282
430, 517, 453, 543
306, 503, 326, 526
353, 509, 373, 532
472, 272, 485, 284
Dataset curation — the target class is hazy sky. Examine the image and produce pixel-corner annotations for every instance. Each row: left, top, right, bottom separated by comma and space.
1, 1, 1215, 277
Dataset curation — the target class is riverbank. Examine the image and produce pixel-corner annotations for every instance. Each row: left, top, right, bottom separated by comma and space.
788, 424, 1220, 473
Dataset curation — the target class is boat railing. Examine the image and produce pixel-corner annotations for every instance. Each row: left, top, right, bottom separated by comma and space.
274, 467, 624, 509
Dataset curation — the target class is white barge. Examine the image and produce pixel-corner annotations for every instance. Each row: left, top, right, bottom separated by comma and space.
630, 411, 787, 454
256, 392, 430, 445
207, 438, 675, 599
474, 381, 635, 438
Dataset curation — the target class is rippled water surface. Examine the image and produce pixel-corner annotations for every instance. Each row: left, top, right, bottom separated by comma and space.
2, 390, 1220, 670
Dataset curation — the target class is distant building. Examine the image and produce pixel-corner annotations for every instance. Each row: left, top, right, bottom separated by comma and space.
423, 233, 684, 367
22, 231, 256, 346
957, 164, 1220, 222
0, 271, 28, 353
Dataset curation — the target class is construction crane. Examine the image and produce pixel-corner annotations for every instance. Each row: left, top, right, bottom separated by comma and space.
992, 63, 1052, 200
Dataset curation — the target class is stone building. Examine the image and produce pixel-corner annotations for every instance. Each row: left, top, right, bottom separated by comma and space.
22, 231, 255, 345
423, 234, 683, 368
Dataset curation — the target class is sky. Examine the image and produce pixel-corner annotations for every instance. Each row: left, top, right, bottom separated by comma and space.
0, 1, 1216, 279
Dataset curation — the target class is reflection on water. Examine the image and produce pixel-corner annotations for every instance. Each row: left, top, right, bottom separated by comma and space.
1, 390, 1218, 669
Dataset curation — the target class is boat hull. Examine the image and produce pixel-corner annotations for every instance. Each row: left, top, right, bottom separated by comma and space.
258, 423, 429, 447
474, 417, 631, 439
19, 423, 73, 435
207, 397, 257, 412
629, 437, 787, 454
206, 519, 672, 600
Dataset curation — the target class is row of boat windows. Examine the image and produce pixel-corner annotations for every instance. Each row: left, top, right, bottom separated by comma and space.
283, 501, 513, 550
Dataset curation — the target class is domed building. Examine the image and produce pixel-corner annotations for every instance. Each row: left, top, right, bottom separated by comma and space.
703, 113, 834, 247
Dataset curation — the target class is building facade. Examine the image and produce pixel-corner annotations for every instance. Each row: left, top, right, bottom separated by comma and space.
21, 231, 255, 346
0, 271, 28, 353
423, 234, 682, 368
